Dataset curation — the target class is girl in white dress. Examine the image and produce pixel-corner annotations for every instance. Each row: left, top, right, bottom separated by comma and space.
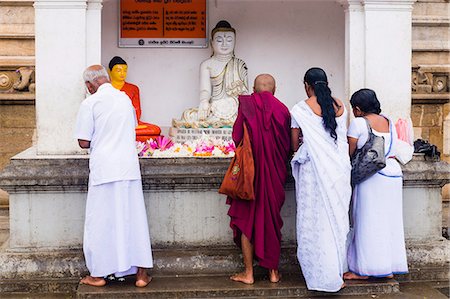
345, 89, 408, 280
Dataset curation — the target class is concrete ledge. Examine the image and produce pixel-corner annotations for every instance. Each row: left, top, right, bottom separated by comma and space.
0, 242, 448, 281
0, 148, 448, 193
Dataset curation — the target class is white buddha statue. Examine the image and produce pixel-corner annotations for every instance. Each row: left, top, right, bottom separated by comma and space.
173, 20, 248, 128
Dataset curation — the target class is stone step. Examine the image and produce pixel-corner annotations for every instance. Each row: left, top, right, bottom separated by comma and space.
0, 277, 78, 294
0, 246, 448, 282
76, 274, 400, 299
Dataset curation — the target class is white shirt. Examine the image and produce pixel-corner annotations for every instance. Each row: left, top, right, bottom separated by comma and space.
74, 83, 141, 186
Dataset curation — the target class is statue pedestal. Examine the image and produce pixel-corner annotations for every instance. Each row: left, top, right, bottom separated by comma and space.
169, 127, 232, 143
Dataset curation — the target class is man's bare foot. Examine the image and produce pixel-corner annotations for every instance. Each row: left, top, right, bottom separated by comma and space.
343, 272, 369, 280
135, 268, 152, 288
269, 269, 281, 283
80, 276, 106, 287
230, 272, 254, 284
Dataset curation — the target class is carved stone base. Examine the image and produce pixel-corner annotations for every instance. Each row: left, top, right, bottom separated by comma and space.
169, 127, 232, 143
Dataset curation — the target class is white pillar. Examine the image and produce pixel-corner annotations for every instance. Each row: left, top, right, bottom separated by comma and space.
339, 0, 416, 121
86, 0, 102, 66
363, 0, 416, 121
341, 0, 366, 104
34, 0, 103, 155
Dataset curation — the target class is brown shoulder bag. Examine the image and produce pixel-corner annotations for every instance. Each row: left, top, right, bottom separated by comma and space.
218, 123, 255, 200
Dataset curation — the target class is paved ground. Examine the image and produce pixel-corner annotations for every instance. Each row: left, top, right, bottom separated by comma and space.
0, 200, 448, 298
0, 281, 448, 298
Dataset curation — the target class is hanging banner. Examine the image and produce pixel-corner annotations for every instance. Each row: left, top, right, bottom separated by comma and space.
119, 0, 208, 48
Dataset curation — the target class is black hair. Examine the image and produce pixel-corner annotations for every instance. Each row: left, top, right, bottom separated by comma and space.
304, 67, 338, 141
212, 20, 236, 37
350, 88, 382, 114
108, 56, 127, 71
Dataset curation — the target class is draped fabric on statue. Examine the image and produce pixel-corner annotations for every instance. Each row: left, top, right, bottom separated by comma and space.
120, 82, 161, 141
291, 101, 351, 292
121, 82, 142, 121
211, 57, 248, 102
227, 91, 291, 270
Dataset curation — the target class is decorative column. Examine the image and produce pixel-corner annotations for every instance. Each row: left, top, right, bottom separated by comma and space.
86, 0, 102, 66
340, 0, 366, 104
34, 0, 101, 155
363, 0, 416, 120
340, 0, 416, 120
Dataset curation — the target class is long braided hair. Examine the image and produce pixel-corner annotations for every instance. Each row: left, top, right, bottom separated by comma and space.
304, 67, 339, 141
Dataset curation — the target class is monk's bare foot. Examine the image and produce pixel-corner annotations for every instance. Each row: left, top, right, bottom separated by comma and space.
269, 269, 281, 283
343, 272, 369, 280
135, 268, 152, 288
230, 272, 254, 284
80, 276, 106, 287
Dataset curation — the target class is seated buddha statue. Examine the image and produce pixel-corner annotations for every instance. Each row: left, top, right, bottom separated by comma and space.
108, 56, 161, 142
173, 20, 249, 128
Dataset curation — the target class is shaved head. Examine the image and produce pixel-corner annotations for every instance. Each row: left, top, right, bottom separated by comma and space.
254, 74, 276, 94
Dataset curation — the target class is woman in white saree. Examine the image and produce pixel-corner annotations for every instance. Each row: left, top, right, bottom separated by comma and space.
291, 68, 351, 292
345, 89, 408, 280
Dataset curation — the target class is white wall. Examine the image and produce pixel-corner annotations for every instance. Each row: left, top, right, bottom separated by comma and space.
101, 0, 345, 127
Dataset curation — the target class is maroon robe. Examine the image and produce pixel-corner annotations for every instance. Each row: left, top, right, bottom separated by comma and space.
227, 91, 291, 270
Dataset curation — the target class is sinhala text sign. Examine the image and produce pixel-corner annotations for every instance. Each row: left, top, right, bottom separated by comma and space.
119, 0, 207, 48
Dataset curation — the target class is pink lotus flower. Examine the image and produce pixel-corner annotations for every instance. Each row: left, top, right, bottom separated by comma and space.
224, 141, 236, 154
157, 136, 174, 150
148, 136, 174, 151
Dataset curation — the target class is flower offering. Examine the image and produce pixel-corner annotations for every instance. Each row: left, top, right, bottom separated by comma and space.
136, 134, 235, 158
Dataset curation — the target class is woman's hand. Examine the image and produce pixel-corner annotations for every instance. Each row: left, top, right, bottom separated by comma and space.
291, 128, 302, 152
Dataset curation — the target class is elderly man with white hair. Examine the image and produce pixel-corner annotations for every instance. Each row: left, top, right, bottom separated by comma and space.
74, 65, 153, 287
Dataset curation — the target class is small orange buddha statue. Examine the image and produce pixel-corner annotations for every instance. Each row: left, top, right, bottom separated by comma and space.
108, 56, 161, 142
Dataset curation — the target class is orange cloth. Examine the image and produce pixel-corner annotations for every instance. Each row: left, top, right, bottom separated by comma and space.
136, 135, 159, 143
121, 82, 142, 120
136, 125, 161, 136
120, 82, 161, 137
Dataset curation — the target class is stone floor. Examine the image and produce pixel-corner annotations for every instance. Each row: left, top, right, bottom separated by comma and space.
0, 201, 448, 298
0, 279, 448, 298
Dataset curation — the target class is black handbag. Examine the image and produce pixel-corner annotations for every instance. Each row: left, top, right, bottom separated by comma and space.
351, 118, 386, 186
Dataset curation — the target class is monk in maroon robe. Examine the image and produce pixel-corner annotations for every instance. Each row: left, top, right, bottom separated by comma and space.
228, 74, 291, 284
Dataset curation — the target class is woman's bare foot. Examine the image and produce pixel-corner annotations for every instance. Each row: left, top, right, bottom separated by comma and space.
269, 269, 281, 283
343, 272, 369, 280
341, 282, 346, 289
386, 274, 394, 279
230, 272, 254, 284
80, 276, 106, 287
135, 268, 152, 288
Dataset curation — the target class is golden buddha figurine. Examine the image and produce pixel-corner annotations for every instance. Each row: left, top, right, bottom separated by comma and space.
108, 56, 161, 142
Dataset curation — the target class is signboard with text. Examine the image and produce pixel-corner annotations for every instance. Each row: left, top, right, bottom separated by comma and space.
119, 0, 208, 48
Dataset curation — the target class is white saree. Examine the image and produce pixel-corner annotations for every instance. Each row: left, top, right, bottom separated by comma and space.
291, 101, 352, 292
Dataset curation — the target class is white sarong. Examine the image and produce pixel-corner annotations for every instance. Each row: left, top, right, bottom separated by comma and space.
84, 179, 153, 277
291, 101, 352, 292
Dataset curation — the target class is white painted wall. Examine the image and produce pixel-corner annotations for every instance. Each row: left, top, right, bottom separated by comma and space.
101, 0, 345, 127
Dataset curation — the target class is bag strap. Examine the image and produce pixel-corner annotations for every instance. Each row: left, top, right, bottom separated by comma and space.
385, 118, 393, 157
363, 115, 394, 157
362, 117, 373, 134
241, 122, 250, 147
